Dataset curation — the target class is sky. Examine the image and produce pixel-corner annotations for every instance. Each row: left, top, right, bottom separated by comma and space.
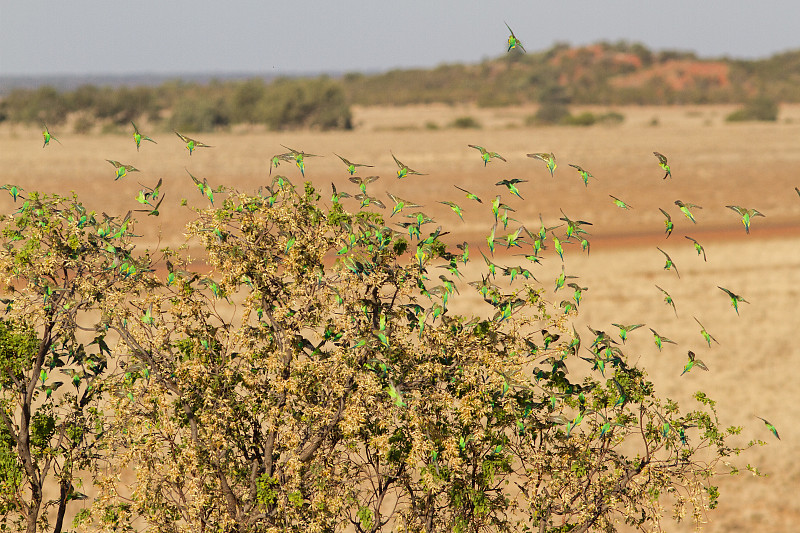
2, 1, 800, 77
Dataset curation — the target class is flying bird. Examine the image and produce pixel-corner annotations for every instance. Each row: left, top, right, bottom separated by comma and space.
186, 169, 217, 204
657, 247, 680, 278
175, 131, 212, 155
674, 200, 701, 223
693, 317, 718, 347
495, 178, 527, 199
726, 205, 765, 234
469, 144, 506, 166
718, 286, 749, 315
281, 144, 321, 177
391, 152, 426, 178
527, 152, 557, 176
504, 22, 525, 52
611, 323, 645, 344
684, 236, 707, 261
42, 123, 62, 148
454, 185, 483, 203
349, 175, 380, 193
659, 208, 674, 238
568, 164, 594, 187
653, 152, 671, 179
655, 285, 678, 317
649, 328, 676, 351
386, 192, 421, 216
681, 350, 709, 375
131, 121, 156, 151
106, 160, 139, 181
335, 153, 373, 175
439, 200, 464, 220
609, 195, 632, 210
755, 416, 780, 440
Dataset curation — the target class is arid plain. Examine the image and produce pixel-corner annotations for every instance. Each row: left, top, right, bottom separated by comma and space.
2, 104, 800, 531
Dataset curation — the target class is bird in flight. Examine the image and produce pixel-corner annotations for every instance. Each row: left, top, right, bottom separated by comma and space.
504, 22, 525, 53
649, 328, 676, 351
106, 160, 139, 181
495, 178, 527, 199
454, 185, 482, 204
659, 208, 674, 238
655, 285, 678, 317
726, 205, 765, 234
684, 236, 707, 261
653, 152, 671, 179
674, 200, 701, 223
681, 351, 709, 376
175, 131, 212, 155
693, 317, 718, 347
609, 195, 632, 210
391, 152, 426, 178
269, 152, 294, 176
131, 121, 156, 151
527, 152, 557, 176
755, 416, 780, 440
657, 247, 680, 278
348, 175, 380, 193
386, 192, 421, 217
718, 286, 748, 315
469, 144, 506, 166
611, 323, 645, 344
281, 145, 321, 177
335, 153, 373, 175
568, 164, 595, 187
42, 123, 62, 148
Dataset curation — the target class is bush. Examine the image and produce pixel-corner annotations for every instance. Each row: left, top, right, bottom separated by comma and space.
726, 95, 779, 122
562, 111, 597, 126
448, 115, 482, 129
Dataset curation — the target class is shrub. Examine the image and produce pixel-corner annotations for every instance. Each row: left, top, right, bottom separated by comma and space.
726, 95, 779, 122
448, 115, 482, 129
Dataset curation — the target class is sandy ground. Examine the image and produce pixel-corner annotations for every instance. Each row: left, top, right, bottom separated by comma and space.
1, 104, 799, 531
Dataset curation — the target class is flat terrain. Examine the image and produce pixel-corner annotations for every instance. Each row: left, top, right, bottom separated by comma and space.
2, 104, 799, 531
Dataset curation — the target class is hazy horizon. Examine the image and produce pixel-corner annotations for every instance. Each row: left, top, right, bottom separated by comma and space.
2, 1, 800, 78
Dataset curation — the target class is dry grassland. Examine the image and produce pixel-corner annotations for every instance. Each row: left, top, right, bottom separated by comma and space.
1, 104, 799, 531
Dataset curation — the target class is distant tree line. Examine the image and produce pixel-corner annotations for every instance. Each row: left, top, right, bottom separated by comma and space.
1, 41, 795, 131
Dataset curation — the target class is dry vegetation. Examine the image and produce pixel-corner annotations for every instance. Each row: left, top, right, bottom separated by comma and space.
1, 104, 799, 531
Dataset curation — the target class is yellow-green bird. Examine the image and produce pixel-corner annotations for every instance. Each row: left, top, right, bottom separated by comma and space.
469, 144, 506, 166
655, 285, 678, 317
386, 191, 421, 216
504, 22, 526, 53
354, 193, 385, 210
726, 205, 765, 234
281, 144, 321, 177
684, 236, 707, 261
527, 152, 556, 176
657, 247, 680, 278
756, 416, 780, 440
106, 159, 139, 181
609, 195, 632, 210
269, 152, 293, 176
681, 350, 709, 376
649, 328, 676, 352
186, 169, 216, 204
439, 200, 464, 221
335, 153, 374, 175
693, 317, 718, 347
611, 323, 645, 344
495, 178, 527, 199
659, 208, 674, 238
454, 185, 482, 203
653, 151, 671, 179
349, 175, 380, 193
42, 123, 62, 148
674, 200, 701, 223
391, 152, 426, 179
718, 286, 748, 315
175, 131, 212, 155
131, 121, 156, 151
568, 164, 594, 187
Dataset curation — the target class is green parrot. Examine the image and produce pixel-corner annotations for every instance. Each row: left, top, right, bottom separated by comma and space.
567, 282, 587, 306
653, 151, 671, 179
552, 234, 565, 261
674, 200, 701, 223
186, 169, 217, 204
335, 153, 374, 175
42, 123, 62, 148
348, 174, 380, 193
491, 195, 516, 223
269, 152, 294, 176
354, 193, 385, 210
175, 131, 212, 155
655, 285, 678, 317
281, 144, 320, 177
611, 323, 645, 344
386, 191, 421, 216
684, 236, 707, 261
391, 152, 426, 179
657, 247, 680, 278
495, 178, 527, 199
755, 416, 780, 440
559, 209, 593, 239
331, 182, 351, 203
726, 205, 765, 234
440, 200, 464, 221
131, 121, 156, 151
469, 144, 506, 166
718, 286, 748, 315
527, 152, 557, 176
568, 164, 594, 187
681, 350, 709, 375
649, 328, 676, 352
454, 185, 483, 203
659, 208, 674, 238
609, 195, 632, 210
693, 317, 718, 347
106, 159, 139, 181
504, 22, 526, 52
